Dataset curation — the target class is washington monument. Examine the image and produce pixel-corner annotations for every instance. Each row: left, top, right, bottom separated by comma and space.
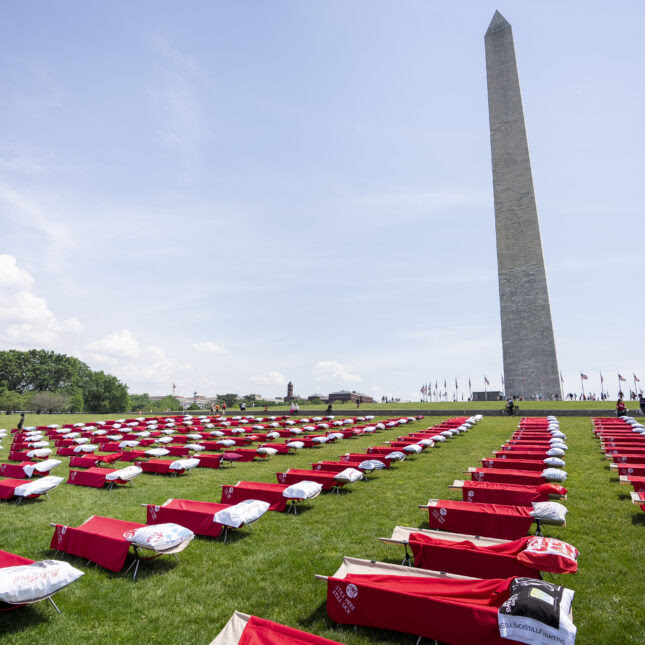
485, 11, 562, 400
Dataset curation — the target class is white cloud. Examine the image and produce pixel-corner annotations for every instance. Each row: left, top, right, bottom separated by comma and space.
251, 371, 288, 386
0, 254, 34, 289
86, 329, 140, 360
192, 341, 226, 354
0, 255, 83, 348
314, 360, 361, 384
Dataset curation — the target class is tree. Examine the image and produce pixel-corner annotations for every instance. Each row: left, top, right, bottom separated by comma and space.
217, 393, 239, 407
129, 393, 151, 412
187, 403, 200, 411
83, 371, 130, 413
29, 391, 70, 413
150, 396, 181, 412
69, 388, 84, 413
0, 389, 27, 413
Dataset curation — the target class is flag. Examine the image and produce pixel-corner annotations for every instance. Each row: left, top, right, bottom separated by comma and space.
600, 372, 604, 383
634, 373, 640, 382
443, 379, 447, 388
560, 371, 564, 383
580, 373, 588, 380
619, 373, 626, 382
435, 380, 438, 389
455, 378, 458, 390
468, 377, 472, 389
484, 375, 490, 385
420, 385, 426, 395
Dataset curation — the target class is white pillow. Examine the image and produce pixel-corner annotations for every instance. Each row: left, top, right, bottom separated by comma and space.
26, 459, 61, 477
145, 448, 170, 457
542, 468, 567, 482
531, 501, 568, 523
124, 523, 194, 551
287, 441, 305, 449
547, 448, 565, 457
375, 423, 385, 430
213, 500, 270, 528
385, 451, 406, 461
311, 436, 328, 444
186, 433, 203, 440
543, 457, 566, 468
27, 441, 49, 449
0, 560, 84, 604
169, 458, 200, 471
157, 437, 173, 444
27, 448, 53, 458
14, 476, 63, 497
403, 444, 423, 453
257, 447, 278, 456
107, 434, 123, 441
282, 481, 323, 499
105, 466, 142, 481
417, 439, 435, 448
328, 433, 344, 440
74, 444, 98, 453
119, 440, 140, 448
431, 435, 446, 442
217, 439, 236, 447
334, 468, 363, 483
359, 459, 386, 471
185, 444, 205, 451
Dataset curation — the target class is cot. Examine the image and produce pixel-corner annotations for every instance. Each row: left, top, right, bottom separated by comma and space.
0, 476, 63, 503
67, 466, 142, 489
220, 480, 322, 514
449, 480, 567, 506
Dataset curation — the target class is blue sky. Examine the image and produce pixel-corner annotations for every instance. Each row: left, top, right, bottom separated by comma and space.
1, 1, 643, 400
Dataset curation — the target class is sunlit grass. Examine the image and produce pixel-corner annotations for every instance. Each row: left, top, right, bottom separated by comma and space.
0, 414, 642, 644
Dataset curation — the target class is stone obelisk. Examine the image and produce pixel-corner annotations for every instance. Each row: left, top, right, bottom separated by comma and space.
485, 11, 562, 400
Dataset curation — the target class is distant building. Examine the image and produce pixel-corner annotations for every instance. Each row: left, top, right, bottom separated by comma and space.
245, 393, 263, 401
328, 390, 375, 404
472, 390, 502, 402
285, 381, 298, 401
307, 393, 329, 403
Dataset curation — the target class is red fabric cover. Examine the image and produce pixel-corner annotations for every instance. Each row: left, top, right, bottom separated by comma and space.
312, 461, 365, 473
224, 449, 263, 462
469, 468, 545, 486
276, 470, 341, 490
69, 455, 100, 468
0, 479, 24, 500
427, 500, 534, 539
493, 451, 548, 460
97, 453, 123, 464
611, 454, 645, 464
0, 550, 34, 569
259, 443, 290, 454
8, 451, 31, 461
627, 476, 645, 493
138, 459, 175, 474
221, 481, 289, 512
67, 467, 116, 488
50, 516, 142, 571
118, 450, 148, 462
409, 533, 537, 579
481, 458, 545, 471
342, 454, 391, 468
146, 498, 225, 537
0, 462, 34, 479
56, 447, 78, 457
536, 483, 568, 496
239, 615, 344, 645
459, 481, 549, 506
515, 536, 578, 573
616, 464, 645, 477
166, 445, 190, 456
196, 453, 223, 468
326, 573, 513, 645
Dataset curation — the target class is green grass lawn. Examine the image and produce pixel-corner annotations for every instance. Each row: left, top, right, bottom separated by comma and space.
0, 414, 643, 644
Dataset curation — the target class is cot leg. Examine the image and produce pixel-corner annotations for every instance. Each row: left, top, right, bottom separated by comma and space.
535, 520, 543, 537
132, 559, 141, 580
47, 596, 62, 614
45, 493, 53, 501
223, 527, 229, 544
173, 554, 179, 562
402, 544, 412, 567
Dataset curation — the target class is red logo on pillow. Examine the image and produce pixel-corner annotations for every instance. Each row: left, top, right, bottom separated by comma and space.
517, 536, 578, 573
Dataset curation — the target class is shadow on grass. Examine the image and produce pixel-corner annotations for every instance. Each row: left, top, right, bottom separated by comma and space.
630, 511, 645, 526
0, 603, 53, 635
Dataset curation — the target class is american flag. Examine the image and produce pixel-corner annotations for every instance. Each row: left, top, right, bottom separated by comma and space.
484, 375, 490, 385
619, 373, 627, 382
580, 373, 589, 380
634, 374, 640, 382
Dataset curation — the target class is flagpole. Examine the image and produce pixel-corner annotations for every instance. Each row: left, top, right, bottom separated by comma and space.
580, 373, 585, 399
600, 373, 605, 399
634, 374, 638, 399
484, 376, 487, 400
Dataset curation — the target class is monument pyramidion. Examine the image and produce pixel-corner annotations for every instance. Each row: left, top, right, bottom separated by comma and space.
485, 11, 562, 400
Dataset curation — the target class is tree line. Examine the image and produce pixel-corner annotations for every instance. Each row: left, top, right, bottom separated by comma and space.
0, 349, 128, 413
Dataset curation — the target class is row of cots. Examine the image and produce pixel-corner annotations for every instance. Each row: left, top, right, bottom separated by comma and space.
1, 415, 580, 645
593, 416, 645, 512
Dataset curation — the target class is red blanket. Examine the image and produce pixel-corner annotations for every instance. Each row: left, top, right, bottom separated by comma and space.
459, 480, 558, 506
627, 476, 645, 493
221, 481, 289, 512
67, 467, 116, 488
326, 573, 512, 645
197, 453, 223, 469
239, 615, 343, 645
0, 462, 34, 479
426, 500, 534, 539
409, 533, 537, 579
470, 468, 546, 486
276, 469, 341, 490
616, 463, 645, 477
0, 550, 33, 568
481, 458, 545, 471
0, 479, 24, 500
69, 455, 100, 468
50, 516, 141, 571
146, 499, 225, 537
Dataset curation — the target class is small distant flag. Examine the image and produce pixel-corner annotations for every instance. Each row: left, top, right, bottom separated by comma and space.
455, 378, 458, 390
618, 373, 627, 382
444, 379, 447, 388
484, 375, 490, 385
600, 372, 604, 383
468, 377, 472, 389
580, 373, 589, 380
634, 373, 640, 382
420, 385, 427, 395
